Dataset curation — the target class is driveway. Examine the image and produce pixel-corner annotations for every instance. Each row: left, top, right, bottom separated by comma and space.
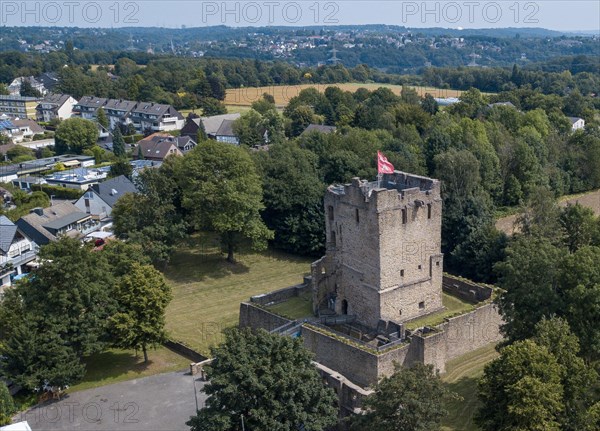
12, 371, 206, 431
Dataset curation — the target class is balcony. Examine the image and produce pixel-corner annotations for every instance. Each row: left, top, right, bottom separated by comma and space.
9, 249, 38, 267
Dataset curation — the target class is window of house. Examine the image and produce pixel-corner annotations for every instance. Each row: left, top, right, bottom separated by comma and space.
419, 301, 425, 309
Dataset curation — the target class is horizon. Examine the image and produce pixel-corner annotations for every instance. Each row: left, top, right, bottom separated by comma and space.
0, 1, 599, 32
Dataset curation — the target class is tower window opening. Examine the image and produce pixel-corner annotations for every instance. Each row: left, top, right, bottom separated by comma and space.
355, 208, 360, 223
402, 209, 407, 224
419, 301, 425, 309
427, 203, 432, 219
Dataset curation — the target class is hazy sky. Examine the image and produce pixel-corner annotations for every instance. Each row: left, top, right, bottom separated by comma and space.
1, 1, 599, 31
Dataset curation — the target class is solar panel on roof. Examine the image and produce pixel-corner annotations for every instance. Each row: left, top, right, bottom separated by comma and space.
0, 120, 15, 129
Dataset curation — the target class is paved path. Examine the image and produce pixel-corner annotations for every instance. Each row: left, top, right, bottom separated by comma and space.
13, 371, 206, 431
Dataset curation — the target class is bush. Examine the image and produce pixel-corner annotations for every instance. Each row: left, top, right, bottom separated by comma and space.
0, 382, 15, 426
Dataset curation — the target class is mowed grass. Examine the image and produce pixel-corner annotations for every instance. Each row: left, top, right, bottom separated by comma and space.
225, 83, 466, 107
267, 292, 314, 320
164, 236, 312, 355
441, 343, 500, 431
69, 346, 190, 392
404, 293, 475, 330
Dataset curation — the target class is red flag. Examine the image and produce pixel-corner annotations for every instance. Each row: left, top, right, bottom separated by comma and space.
377, 151, 395, 174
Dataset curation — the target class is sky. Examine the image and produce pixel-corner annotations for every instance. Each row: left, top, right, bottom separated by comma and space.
1, 1, 599, 32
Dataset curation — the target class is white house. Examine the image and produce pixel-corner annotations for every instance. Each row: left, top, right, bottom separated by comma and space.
568, 116, 585, 132
36, 94, 78, 122
0, 215, 38, 293
74, 175, 137, 221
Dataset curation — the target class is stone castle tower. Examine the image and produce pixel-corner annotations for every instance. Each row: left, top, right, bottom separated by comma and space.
312, 171, 444, 328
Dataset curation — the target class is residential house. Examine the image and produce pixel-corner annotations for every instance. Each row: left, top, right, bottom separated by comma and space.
568, 116, 585, 132
74, 175, 137, 221
36, 94, 78, 122
73, 97, 184, 133
181, 113, 241, 141
11, 176, 47, 191
134, 133, 183, 161
0, 119, 44, 143
0, 215, 38, 292
103, 98, 137, 130
72, 96, 108, 120
2, 155, 95, 180
16, 202, 101, 246
214, 119, 240, 145
0, 95, 42, 119
44, 166, 111, 190
37, 72, 60, 93
174, 135, 197, 153
129, 102, 184, 133
302, 124, 337, 135
7, 76, 47, 96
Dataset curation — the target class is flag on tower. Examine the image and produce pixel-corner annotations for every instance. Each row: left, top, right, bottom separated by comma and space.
377, 151, 395, 174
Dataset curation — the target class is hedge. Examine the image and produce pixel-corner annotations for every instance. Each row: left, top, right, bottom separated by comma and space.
37, 184, 84, 200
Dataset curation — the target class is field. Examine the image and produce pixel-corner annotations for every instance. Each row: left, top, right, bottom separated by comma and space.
441, 343, 500, 431
164, 235, 312, 355
225, 83, 466, 107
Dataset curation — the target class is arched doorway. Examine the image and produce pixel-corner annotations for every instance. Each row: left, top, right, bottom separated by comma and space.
341, 299, 348, 315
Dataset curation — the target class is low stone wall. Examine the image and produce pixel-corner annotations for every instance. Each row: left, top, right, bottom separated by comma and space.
250, 281, 311, 306
239, 302, 292, 332
164, 340, 207, 363
302, 325, 380, 388
442, 274, 493, 303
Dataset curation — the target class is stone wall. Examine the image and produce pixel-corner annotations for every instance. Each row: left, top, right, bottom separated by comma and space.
442, 274, 493, 303
239, 302, 291, 332
301, 325, 380, 388
250, 281, 311, 306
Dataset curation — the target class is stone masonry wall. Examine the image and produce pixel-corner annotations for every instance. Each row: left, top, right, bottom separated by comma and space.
239, 302, 291, 332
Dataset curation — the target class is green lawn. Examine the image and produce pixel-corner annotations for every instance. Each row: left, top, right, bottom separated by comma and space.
267, 292, 314, 320
404, 293, 476, 330
441, 343, 500, 431
68, 347, 191, 392
164, 235, 312, 355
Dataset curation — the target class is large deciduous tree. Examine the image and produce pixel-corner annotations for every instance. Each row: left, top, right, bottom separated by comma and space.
55, 117, 99, 154
179, 141, 273, 262
352, 363, 454, 431
109, 263, 172, 363
186, 328, 337, 431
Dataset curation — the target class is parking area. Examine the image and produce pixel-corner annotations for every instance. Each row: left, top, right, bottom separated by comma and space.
12, 371, 206, 431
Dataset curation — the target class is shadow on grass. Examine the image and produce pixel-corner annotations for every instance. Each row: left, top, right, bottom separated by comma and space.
79, 351, 153, 385
442, 376, 482, 431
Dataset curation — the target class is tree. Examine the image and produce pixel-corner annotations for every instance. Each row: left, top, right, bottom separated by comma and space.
112, 125, 126, 157
109, 158, 133, 179
19, 79, 42, 97
0, 381, 15, 426
179, 141, 273, 262
112, 162, 187, 267
477, 340, 565, 431
109, 264, 172, 363
186, 328, 337, 431
253, 143, 325, 255
421, 93, 439, 115
352, 363, 455, 431
96, 107, 108, 129
196, 118, 207, 141
55, 117, 99, 154
201, 97, 227, 116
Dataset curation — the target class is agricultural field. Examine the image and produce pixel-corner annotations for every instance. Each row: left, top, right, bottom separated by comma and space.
225, 83, 466, 107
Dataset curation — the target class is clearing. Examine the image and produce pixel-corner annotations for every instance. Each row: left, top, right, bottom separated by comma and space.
164, 235, 311, 355
225, 83, 466, 108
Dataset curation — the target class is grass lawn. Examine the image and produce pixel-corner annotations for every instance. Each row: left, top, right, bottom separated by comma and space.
404, 293, 475, 330
68, 346, 190, 392
267, 292, 314, 320
164, 235, 312, 355
441, 343, 500, 431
